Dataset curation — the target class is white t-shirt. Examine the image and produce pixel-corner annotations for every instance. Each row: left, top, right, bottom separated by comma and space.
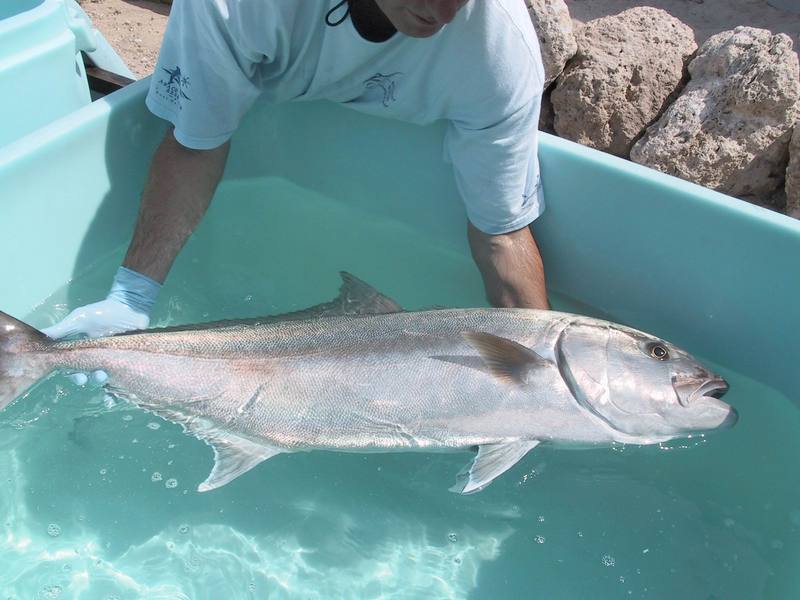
146, 0, 546, 234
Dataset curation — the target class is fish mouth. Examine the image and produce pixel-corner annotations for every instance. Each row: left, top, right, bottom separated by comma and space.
671, 375, 737, 430
692, 378, 729, 401
672, 376, 729, 407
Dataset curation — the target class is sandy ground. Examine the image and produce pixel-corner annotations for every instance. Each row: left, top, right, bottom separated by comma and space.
78, 0, 800, 79
79, 0, 168, 77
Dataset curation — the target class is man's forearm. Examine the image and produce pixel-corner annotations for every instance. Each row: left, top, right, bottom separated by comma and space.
467, 222, 549, 310
123, 130, 231, 283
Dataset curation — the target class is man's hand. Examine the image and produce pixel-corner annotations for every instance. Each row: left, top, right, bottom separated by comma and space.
43, 266, 160, 340
42, 298, 151, 339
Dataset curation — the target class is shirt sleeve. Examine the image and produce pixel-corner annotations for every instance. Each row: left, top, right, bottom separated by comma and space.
443, 93, 544, 235
145, 0, 270, 149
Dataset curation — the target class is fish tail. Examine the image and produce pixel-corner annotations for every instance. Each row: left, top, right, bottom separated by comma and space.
0, 311, 52, 411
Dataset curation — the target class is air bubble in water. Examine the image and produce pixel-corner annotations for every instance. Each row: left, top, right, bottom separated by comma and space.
151, 472, 163, 482
99, 468, 107, 476
147, 422, 161, 430
534, 535, 546, 544
46, 524, 61, 537
39, 585, 62, 599
602, 554, 616, 567
165, 478, 178, 489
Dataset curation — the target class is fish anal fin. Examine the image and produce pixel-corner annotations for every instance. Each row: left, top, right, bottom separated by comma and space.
450, 440, 540, 495
463, 331, 548, 385
106, 396, 285, 493
171, 412, 285, 492
198, 431, 284, 492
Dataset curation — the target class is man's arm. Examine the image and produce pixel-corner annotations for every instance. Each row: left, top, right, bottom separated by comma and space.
467, 222, 549, 310
124, 129, 231, 283
42, 130, 230, 339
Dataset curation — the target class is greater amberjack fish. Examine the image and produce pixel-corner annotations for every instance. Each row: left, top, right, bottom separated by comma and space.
0, 273, 736, 494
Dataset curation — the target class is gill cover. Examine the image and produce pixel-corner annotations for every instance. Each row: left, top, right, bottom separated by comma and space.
555, 321, 645, 435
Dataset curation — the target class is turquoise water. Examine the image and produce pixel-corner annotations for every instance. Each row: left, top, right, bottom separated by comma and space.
2, 179, 799, 599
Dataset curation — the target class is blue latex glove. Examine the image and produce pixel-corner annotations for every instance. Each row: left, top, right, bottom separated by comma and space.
42, 267, 161, 339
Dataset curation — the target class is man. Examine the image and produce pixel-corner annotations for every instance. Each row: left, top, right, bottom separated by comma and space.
44, 0, 549, 340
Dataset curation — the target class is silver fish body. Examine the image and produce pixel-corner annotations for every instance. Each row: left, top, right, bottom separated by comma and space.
0, 274, 736, 494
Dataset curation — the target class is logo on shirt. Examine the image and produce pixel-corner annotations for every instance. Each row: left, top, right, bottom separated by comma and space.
154, 66, 192, 110
364, 72, 403, 107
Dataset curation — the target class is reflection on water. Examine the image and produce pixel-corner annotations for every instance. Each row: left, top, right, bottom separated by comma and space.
3, 179, 800, 599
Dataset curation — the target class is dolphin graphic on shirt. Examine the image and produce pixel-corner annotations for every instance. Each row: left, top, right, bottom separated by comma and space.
364, 72, 402, 107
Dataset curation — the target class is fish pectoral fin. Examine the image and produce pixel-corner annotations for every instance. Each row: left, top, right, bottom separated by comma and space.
199, 430, 284, 493
450, 440, 541, 495
462, 331, 549, 385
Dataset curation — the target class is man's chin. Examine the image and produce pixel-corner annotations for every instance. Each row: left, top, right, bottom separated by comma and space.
398, 23, 444, 38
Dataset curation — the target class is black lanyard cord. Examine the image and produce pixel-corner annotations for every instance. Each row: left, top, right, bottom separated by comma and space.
325, 0, 350, 26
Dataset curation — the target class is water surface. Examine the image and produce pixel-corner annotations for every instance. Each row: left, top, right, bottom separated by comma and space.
2, 179, 799, 599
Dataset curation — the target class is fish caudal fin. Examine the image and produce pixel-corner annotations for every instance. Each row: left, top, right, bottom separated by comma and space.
0, 311, 51, 411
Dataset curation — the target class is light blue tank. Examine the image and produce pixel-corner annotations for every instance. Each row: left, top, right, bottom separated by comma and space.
0, 0, 133, 148
0, 80, 798, 598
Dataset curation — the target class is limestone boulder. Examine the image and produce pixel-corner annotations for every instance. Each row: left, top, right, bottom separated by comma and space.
551, 7, 696, 157
787, 125, 800, 219
525, 0, 577, 87
631, 28, 800, 205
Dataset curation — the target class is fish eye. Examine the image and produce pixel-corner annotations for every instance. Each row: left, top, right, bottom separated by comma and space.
648, 343, 670, 361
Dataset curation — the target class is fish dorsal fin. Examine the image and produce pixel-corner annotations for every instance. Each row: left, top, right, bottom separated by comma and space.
450, 441, 541, 494
119, 272, 402, 336
336, 271, 403, 315
463, 332, 549, 385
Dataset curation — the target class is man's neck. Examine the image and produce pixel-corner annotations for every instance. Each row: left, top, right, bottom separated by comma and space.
348, 0, 397, 43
